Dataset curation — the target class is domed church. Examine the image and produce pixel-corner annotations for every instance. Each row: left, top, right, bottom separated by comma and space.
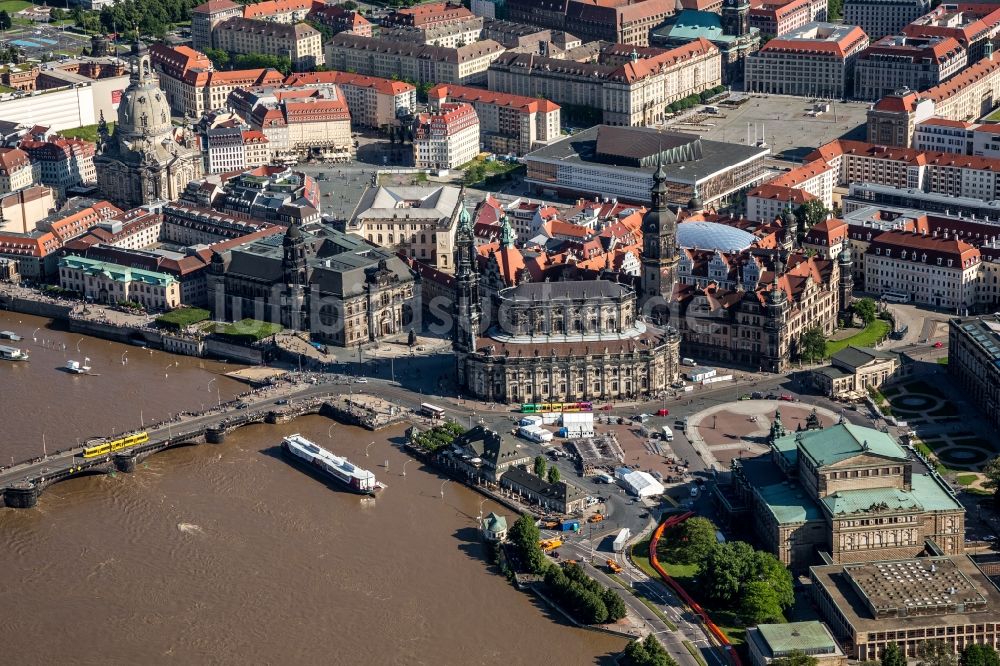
95, 40, 202, 208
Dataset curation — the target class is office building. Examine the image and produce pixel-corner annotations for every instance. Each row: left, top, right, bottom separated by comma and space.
853, 35, 966, 100
213, 17, 324, 72
487, 39, 721, 127
285, 71, 417, 129
325, 33, 505, 86
844, 0, 932, 40
412, 103, 480, 170
744, 23, 870, 98
428, 84, 560, 154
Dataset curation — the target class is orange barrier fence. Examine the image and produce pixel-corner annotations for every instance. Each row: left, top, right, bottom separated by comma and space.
648, 512, 743, 666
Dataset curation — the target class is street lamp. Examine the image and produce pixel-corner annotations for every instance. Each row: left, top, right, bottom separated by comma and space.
478, 497, 488, 524
440, 479, 448, 499
121, 351, 128, 365
366, 441, 375, 457
402, 459, 412, 476
328, 424, 335, 439
75, 337, 84, 353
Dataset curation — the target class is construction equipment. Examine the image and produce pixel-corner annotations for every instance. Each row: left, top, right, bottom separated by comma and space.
539, 538, 563, 552
541, 520, 560, 530
606, 559, 623, 573
588, 513, 604, 523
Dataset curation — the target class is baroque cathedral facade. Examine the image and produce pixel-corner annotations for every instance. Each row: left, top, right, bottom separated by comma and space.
453, 169, 681, 404
95, 41, 202, 208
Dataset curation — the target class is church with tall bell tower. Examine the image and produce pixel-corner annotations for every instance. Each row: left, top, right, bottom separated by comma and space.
640, 156, 680, 325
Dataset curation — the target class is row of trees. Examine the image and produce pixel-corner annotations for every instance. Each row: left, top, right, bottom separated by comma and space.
622, 635, 677, 666
544, 562, 627, 625
98, 0, 199, 39
507, 515, 625, 625
659, 517, 794, 625
532, 455, 561, 484
409, 421, 464, 453
202, 49, 294, 75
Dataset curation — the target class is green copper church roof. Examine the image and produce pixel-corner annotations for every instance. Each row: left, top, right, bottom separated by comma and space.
653, 10, 740, 44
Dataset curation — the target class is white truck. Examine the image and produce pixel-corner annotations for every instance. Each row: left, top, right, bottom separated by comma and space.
661, 425, 674, 441
518, 425, 553, 443
613, 528, 631, 553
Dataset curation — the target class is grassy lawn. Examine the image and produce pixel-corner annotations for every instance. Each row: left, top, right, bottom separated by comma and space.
926, 404, 960, 417
985, 108, 1000, 123
684, 641, 709, 666
921, 439, 949, 451
825, 319, 891, 357
937, 357, 949, 365
213, 319, 282, 342
957, 474, 979, 486
156, 307, 210, 330
0, 0, 32, 12
60, 122, 115, 142
952, 437, 994, 450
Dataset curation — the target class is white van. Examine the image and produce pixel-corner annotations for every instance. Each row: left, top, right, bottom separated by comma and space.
681, 357, 696, 366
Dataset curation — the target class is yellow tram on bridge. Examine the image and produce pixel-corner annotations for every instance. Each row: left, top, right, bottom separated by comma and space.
82, 432, 150, 458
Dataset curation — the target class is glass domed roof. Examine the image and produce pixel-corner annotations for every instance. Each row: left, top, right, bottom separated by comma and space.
677, 221, 756, 252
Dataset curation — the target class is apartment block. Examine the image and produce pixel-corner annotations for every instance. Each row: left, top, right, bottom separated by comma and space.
867, 54, 1000, 147
853, 35, 966, 100
745, 23, 870, 98
18, 135, 96, 198
285, 71, 417, 129
902, 3, 1000, 63
191, 0, 242, 50
428, 84, 560, 154
749, 0, 827, 37
413, 103, 481, 170
380, 16, 483, 48
324, 33, 505, 86
488, 38, 720, 127
213, 17, 324, 72
844, 0, 931, 40
505, 0, 676, 46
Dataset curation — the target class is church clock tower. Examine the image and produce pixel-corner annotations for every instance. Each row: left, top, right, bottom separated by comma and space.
640, 156, 679, 324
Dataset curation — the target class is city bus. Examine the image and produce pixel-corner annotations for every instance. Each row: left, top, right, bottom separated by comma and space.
420, 403, 445, 420
881, 291, 910, 304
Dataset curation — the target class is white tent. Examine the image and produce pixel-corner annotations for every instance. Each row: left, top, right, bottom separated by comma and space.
619, 470, 665, 497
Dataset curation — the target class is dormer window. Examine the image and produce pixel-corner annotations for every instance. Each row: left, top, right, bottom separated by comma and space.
948, 259, 953, 267
901, 250, 907, 259
937, 257, 942, 266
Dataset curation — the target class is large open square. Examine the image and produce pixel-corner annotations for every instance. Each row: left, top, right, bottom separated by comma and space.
666, 94, 870, 163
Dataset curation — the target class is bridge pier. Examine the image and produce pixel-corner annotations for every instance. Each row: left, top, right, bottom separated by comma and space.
4, 482, 38, 509
206, 427, 226, 444
113, 454, 136, 473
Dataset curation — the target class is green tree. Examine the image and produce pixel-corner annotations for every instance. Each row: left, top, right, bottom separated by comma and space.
853, 297, 877, 325
881, 645, 907, 666
602, 587, 627, 621
0, 10, 11, 31
740, 580, 784, 624
828, 0, 843, 20
534, 455, 547, 478
799, 326, 827, 363
464, 163, 486, 185
918, 641, 959, 666
203, 47, 230, 70
342, 0, 358, 7
660, 516, 717, 565
796, 199, 830, 230
772, 651, 819, 666
623, 634, 678, 666
962, 644, 1000, 666
508, 513, 546, 574
984, 456, 1000, 507
51, 7, 67, 20
699, 541, 753, 604
547, 466, 561, 484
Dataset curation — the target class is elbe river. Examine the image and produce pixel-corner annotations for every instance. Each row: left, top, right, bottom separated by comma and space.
0, 312, 625, 664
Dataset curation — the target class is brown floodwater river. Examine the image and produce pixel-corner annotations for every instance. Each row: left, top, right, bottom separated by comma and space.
0, 312, 625, 664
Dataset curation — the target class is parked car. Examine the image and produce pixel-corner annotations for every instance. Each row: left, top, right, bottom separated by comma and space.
656, 408, 670, 416
355, 377, 369, 384
779, 394, 795, 401
933, 341, 944, 348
